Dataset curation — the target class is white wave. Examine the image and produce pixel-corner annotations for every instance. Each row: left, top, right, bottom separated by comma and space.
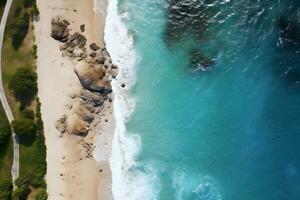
173, 169, 223, 200
103, 0, 160, 199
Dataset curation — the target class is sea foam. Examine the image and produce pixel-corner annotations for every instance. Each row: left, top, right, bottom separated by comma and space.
103, 0, 159, 199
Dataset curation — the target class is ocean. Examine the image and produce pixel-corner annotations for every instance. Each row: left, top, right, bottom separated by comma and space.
104, 0, 300, 199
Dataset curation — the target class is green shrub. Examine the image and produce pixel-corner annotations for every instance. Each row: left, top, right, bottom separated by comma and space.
0, 179, 13, 200
15, 176, 30, 188
14, 6, 22, 17
12, 185, 30, 200
0, 0, 6, 7
23, 0, 36, 8
31, 4, 39, 17
35, 97, 41, 118
12, 177, 30, 200
22, 109, 35, 120
12, 118, 36, 138
11, 12, 29, 50
32, 44, 37, 59
9, 68, 38, 104
30, 137, 46, 187
35, 189, 47, 200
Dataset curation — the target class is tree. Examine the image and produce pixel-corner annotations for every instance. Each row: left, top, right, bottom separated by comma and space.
12, 185, 30, 200
31, 4, 39, 17
23, 0, 36, 8
0, 179, 13, 200
0, 120, 11, 145
10, 68, 38, 104
21, 109, 35, 120
35, 189, 47, 200
12, 118, 36, 138
11, 12, 29, 50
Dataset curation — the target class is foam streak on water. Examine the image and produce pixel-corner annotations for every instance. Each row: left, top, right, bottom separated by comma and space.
104, 0, 159, 199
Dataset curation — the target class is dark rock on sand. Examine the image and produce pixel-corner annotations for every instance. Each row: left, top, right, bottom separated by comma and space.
94, 53, 105, 64
51, 17, 70, 42
89, 51, 97, 58
55, 115, 67, 133
80, 24, 85, 32
90, 43, 100, 51
74, 33, 87, 48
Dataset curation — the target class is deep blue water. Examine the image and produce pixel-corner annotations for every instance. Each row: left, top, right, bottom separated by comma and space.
118, 0, 300, 199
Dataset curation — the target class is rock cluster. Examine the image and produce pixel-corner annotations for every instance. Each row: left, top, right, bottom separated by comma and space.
51, 17, 70, 42
52, 16, 118, 136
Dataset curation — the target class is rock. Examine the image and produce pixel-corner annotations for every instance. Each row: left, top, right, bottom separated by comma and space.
112, 64, 118, 69
80, 52, 87, 59
110, 68, 118, 79
65, 52, 76, 58
69, 32, 78, 42
80, 89, 106, 106
71, 100, 95, 123
121, 83, 126, 88
76, 34, 87, 47
90, 43, 100, 51
74, 61, 112, 93
55, 115, 67, 133
51, 17, 70, 42
101, 48, 109, 57
89, 52, 97, 58
80, 24, 85, 32
66, 46, 74, 53
85, 104, 96, 113
65, 41, 77, 48
94, 53, 105, 64
60, 43, 67, 50
66, 114, 89, 135
190, 50, 214, 71
104, 59, 112, 68
70, 32, 87, 48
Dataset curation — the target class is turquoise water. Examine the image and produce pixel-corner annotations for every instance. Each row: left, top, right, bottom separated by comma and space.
117, 0, 300, 199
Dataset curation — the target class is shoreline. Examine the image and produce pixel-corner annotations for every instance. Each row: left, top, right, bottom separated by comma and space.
35, 0, 114, 199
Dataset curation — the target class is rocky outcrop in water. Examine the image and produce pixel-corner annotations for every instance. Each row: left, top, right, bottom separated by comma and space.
51, 16, 118, 135
190, 50, 214, 71
164, 1, 216, 72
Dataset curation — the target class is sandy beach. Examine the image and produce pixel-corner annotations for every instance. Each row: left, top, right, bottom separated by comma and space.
35, 0, 114, 199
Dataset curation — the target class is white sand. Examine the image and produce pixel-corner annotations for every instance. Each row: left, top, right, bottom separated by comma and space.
35, 0, 113, 199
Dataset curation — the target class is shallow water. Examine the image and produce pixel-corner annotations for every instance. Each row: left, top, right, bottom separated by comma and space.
107, 0, 300, 199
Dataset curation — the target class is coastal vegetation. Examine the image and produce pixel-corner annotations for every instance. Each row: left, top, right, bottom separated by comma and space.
10, 68, 38, 104
0, 2, 13, 200
0, 0, 7, 18
1, 0, 46, 199
0, 105, 13, 200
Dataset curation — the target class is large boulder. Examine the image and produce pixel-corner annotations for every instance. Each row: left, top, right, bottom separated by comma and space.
72, 100, 94, 123
66, 114, 88, 135
74, 61, 112, 93
80, 89, 106, 106
51, 17, 70, 42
